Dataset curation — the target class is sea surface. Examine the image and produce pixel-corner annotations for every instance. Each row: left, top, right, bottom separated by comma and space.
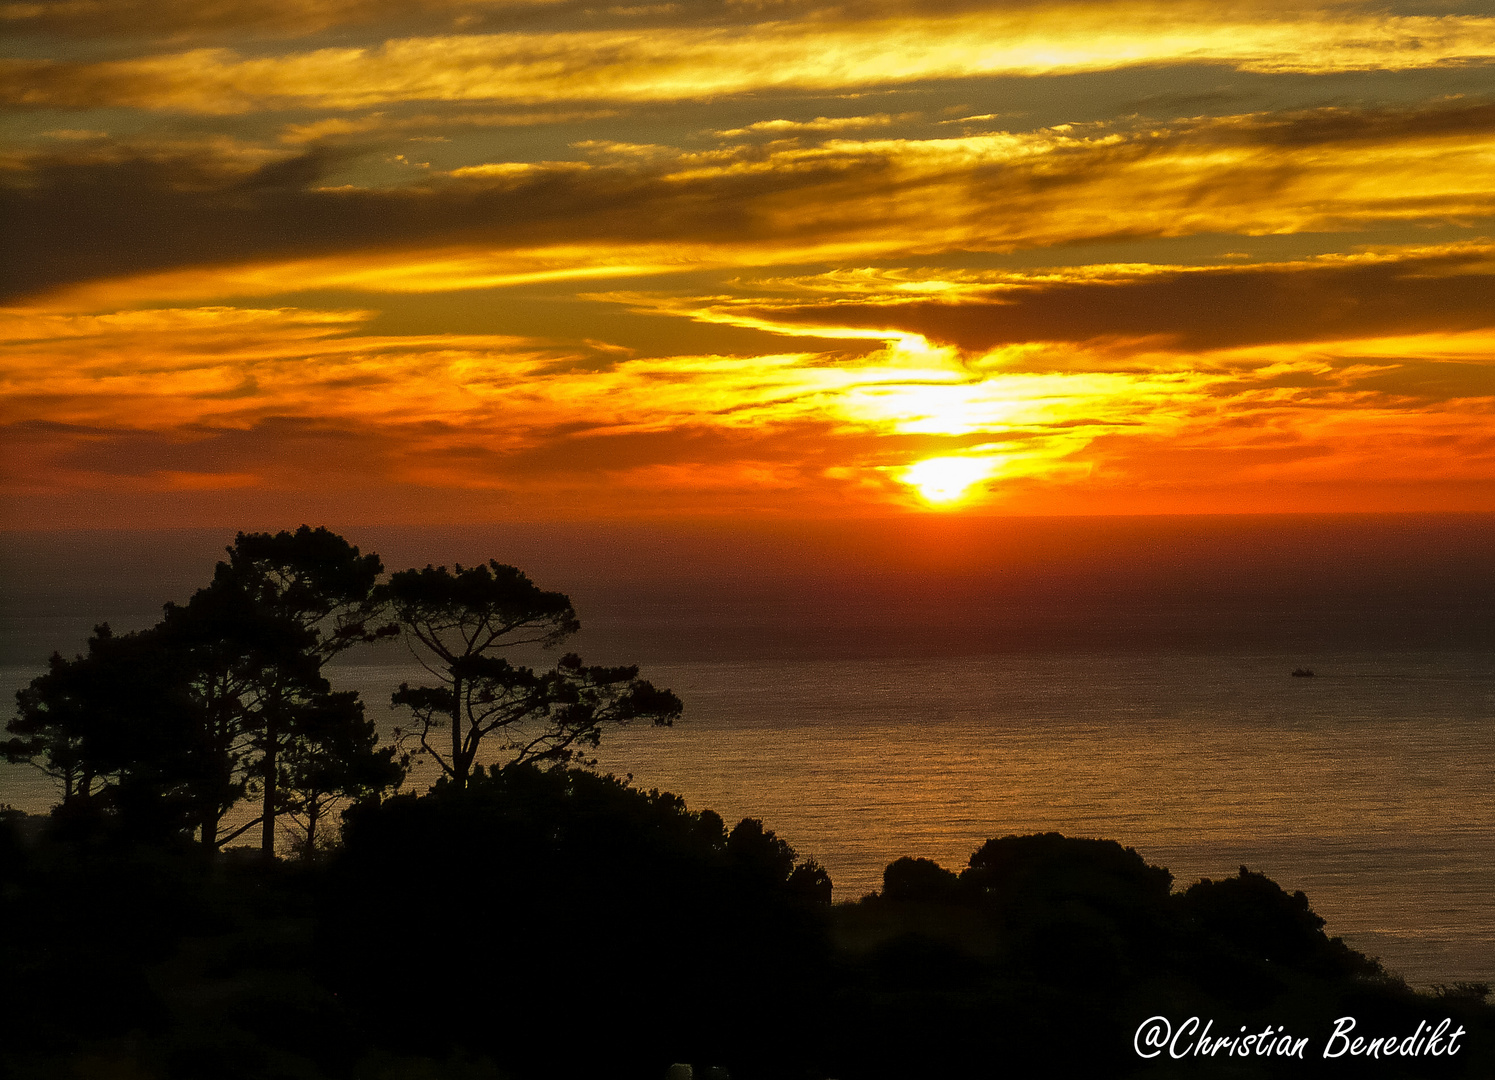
3, 520, 1494, 988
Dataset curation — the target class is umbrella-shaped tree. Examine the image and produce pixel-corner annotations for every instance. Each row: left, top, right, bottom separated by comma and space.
381, 560, 681, 790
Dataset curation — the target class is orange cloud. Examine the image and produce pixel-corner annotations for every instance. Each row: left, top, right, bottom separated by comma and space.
6, 259, 1494, 521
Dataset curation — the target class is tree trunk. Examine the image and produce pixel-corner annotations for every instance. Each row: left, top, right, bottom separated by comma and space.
451, 671, 466, 790
304, 798, 321, 859
261, 687, 281, 858
260, 741, 277, 857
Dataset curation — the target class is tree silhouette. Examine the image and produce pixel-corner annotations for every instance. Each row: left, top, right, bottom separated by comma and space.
728, 816, 833, 904
881, 855, 959, 902
381, 561, 680, 789
6, 623, 199, 838
7, 527, 402, 853
153, 579, 290, 849
1179, 865, 1382, 979
8, 531, 679, 857
6, 631, 120, 806
277, 689, 402, 857
213, 526, 395, 855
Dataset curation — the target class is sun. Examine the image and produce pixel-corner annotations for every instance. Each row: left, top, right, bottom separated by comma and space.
900, 456, 998, 507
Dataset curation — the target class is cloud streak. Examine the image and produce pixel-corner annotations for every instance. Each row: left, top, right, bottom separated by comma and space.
8, 102, 1495, 303
6, 8, 1495, 114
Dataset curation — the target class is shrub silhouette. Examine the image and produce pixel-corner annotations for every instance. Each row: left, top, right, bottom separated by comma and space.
959, 832, 1174, 981
1180, 865, 1382, 979
8, 808, 1495, 1080
323, 766, 831, 1079
882, 856, 959, 903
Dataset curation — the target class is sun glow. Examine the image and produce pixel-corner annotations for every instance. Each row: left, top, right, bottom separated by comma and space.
901, 456, 1001, 507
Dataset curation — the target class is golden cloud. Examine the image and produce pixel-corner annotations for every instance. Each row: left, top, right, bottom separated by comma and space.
14, 104, 1494, 306
5, 8, 1494, 113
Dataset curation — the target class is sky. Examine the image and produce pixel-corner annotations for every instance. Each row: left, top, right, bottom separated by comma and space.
3, 0, 1495, 527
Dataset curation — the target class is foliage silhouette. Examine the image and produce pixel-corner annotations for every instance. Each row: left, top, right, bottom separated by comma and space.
5, 798, 1495, 1079
822, 834, 1495, 1079
8, 624, 173, 819
1180, 865, 1382, 980
324, 765, 831, 1079
6, 527, 401, 851
882, 855, 959, 903
959, 831, 1176, 982
214, 526, 396, 855
274, 689, 401, 859
7, 622, 224, 842
381, 560, 680, 789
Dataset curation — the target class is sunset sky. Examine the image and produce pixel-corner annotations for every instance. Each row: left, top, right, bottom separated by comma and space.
4, 0, 1494, 527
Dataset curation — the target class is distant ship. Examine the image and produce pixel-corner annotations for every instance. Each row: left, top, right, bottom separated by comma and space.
1291, 667, 1316, 678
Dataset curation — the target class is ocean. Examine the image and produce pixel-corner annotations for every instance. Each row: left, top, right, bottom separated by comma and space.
3, 518, 1494, 988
